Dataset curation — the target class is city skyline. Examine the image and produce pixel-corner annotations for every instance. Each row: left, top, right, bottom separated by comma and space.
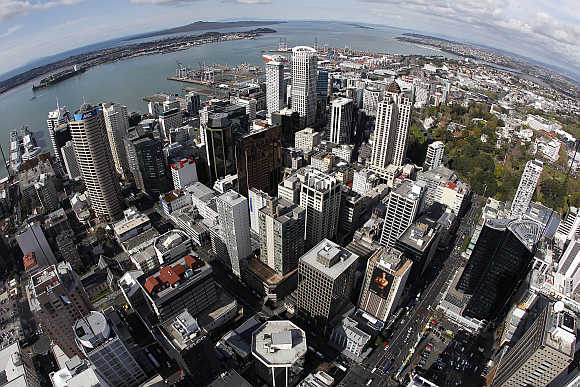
0, 1, 578, 80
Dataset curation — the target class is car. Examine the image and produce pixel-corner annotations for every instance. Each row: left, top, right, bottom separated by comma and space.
371, 367, 377, 373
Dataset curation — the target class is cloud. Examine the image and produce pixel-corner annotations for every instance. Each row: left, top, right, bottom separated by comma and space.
0, 24, 20, 37
130, 0, 271, 3
361, 0, 580, 71
0, 0, 86, 23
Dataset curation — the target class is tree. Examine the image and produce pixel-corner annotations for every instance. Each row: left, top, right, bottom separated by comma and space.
540, 178, 567, 211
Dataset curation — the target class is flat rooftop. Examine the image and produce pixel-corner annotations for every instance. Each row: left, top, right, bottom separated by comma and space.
398, 216, 440, 253
252, 320, 307, 367
301, 239, 359, 280
0, 342, 26, 386
187, 182, 216, 202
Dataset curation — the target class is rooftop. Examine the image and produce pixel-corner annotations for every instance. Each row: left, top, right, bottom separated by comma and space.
154, 229, 190, 254
0, 342, 26, 387
301, 239, 359, 280
140, 254, 207, 299
398, 216, 440, 253
73, 311, 110, 351
252, 320, 307, 367
187, 182, 216, 202
208, 370, 252, 387
258, 198, 304, 225
162, 310, 203, 351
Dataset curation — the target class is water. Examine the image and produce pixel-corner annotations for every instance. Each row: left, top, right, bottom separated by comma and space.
0, 21, 454, 178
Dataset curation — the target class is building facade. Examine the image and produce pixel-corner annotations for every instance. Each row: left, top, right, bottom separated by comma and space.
510, 159, 543, 218
102, 102, 130, 179
329, 97, 354, 145
291, 46, 318, 128
380, 179, 425, 247
266, 60, 285, 120
217, 190, 252, 277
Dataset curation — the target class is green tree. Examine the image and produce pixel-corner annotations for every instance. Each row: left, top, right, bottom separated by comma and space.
540, 179, 567, 211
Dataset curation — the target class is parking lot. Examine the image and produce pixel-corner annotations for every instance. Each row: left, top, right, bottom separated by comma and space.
0, 295, 25, 349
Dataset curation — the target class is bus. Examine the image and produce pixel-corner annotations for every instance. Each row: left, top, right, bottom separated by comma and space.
383, 359, 393, 374
406, 299, 415, 308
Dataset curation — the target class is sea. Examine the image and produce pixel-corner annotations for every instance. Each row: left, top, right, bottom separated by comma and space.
0, 20, 456, 178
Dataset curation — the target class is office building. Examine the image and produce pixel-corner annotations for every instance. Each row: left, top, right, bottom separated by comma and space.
102, 102, 130, 178
125, 133, 170, 197
417, 167, 471, 215
204, 113, 236, 184
170, 158, 198, 189
249, 188, 273, 234
424, 141, 445, 171
159, 96, 183, 139
55, 231, 83, 272
34, 172, 59, 212
69, 104, 122, 221
352, 169, 379, 196
217, 190, 251, 277
510, 159, 543, 218
380, 179, 425, 247
362, 88, 382, 116
278, 174, 301, 205
74, 310, 147, 387
370, 81, 412, 171
47, 104, 72, 166
29, 262, 91, 358
358, 247, 412, 322
294, 127, 320, 151
291, 46, 317, 127
328, 315, 371, 360
329, 97, 354, 145
252, 320, 307, 387
258, 198, 305, 275
185, 91, 201, 115
16, 221, 57, 268
457, 218, 541, 320
236, 125, 282, 197
298, 167, 341, 247
554, 206, 580, 257
493, 302, 576, 387
61, 140, 81, 180
0, 342, 40, 386
271, 108, 300, 147
338, 188, 366, 245
266, 60, 285, 119
297, 239, 359, 329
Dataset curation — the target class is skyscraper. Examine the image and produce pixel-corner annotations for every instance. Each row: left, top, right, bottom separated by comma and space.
159, 95, 183, 140
329, 97, 354, 145
16, 221, 57, 268
291, 46, 317, 128
69, 104, 123, 221
258, 198, 305, 275
424, 141, 445, 171
493, 302, 575, 387
102, 102, 130, 179
271, 108, 300, 147
266, 60, 285, 120
298, 167, 341, 247
125, 133, 170, 197
297, 239, 358, 329
370, 81, 412, 171
204, 113, 236, 184
236, 125, 282, 197
185, 91, 201, 116
47, 104, 72, 166
510, 159, 543, 219
29, 262, 91, 358
217, 190, 252, 277
380, 179, 425, 247
74, 310, 147, 386
358, 247, 412, 322
60, 140, 81, 180
170, 157, 198, 189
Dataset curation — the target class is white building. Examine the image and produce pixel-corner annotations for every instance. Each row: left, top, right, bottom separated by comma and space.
380, 179, 425, 247
16, 221, 57, 268
113, 208, 152, 242
510, 159, 543, 219
332, 144, 354, 163
294, 127, 320, 151
329, 97, 354, 144
266, 61, 285, 120
61, 141, 81, 180
424, 141, 445, 171
249, 188, 273, 235
46, 104, 72, 166
555, 207, 580, 248
170, 158, 198, 189
362, 88, 382, 116
153, 229, 192, 265
102, 102, 130, 179
159, 96, 182, 140
291, 46, 317, 127
553, 241, 580, 298
217, 190, 252, 277
352, 169, 379, 196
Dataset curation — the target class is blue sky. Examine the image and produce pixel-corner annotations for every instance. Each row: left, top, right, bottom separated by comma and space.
0, 0, 579, 78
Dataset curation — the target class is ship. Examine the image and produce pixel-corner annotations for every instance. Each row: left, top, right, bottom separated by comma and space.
32, 65, 86, 90
262, 54, 288, 64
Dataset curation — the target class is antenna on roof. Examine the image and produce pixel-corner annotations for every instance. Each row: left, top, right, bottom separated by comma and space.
56, 97, 60, 109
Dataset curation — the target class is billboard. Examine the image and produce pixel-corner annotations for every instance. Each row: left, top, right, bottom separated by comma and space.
369, 267, 394, 300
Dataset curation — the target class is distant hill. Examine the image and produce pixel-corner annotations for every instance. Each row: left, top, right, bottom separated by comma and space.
123, 20, 286, 41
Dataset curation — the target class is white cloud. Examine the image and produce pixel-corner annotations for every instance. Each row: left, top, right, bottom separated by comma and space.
0, 0, 85, 23
130, 0, 271, 4
0, 24, 20, 38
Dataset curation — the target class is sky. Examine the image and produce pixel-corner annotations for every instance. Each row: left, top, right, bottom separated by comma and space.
0, 0, 579, 79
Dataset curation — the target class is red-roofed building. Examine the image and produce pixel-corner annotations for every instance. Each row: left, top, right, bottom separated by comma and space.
170, 158, 198, 189
159, 266, 181, 286
145, 276, 160, 294
23, 252, 38, 273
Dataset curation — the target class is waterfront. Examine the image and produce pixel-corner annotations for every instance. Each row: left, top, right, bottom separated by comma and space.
0, 21, 454, 177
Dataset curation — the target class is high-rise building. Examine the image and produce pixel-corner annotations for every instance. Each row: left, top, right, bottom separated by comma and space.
380, 179, 425, 247
294, 127, 320, 151
352, 169, 379, 195
298, 167, 341, 247
278, 174, 301, 205
457, 218, 541, 320
125, 133, 170, 197
271, 108, 300, 147
16, 221, 57, 268
493, 302, 576, 387
55, 231, 83, 272
60, 140, 81, 180
217, 190, 252, 277
291, 46, 317, 128
258, 198, 305, 275
424, 141, 445, 171
29, 262, 91, 358
204, 113, 236, 184
159, 96, 183, 140
34, 173, 58, 213
362, 88, 383, 116
370, 81, 412, 171
69, 104, 123, 221
47, 104, 72, 165
170, 157, 198, 189
329, 97, 354, 145
185, 91, 201, 116
102, 102, 130, 179
417, 166, 471, 215
358, 247, 412, 322
74, 310, 147, 387
510, 159, 543, 218
236, 125, 282, 197
252, 320, 307, 387
297, 239, 358, 329
248, 188, 273, 234
266, 60, 285, 120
